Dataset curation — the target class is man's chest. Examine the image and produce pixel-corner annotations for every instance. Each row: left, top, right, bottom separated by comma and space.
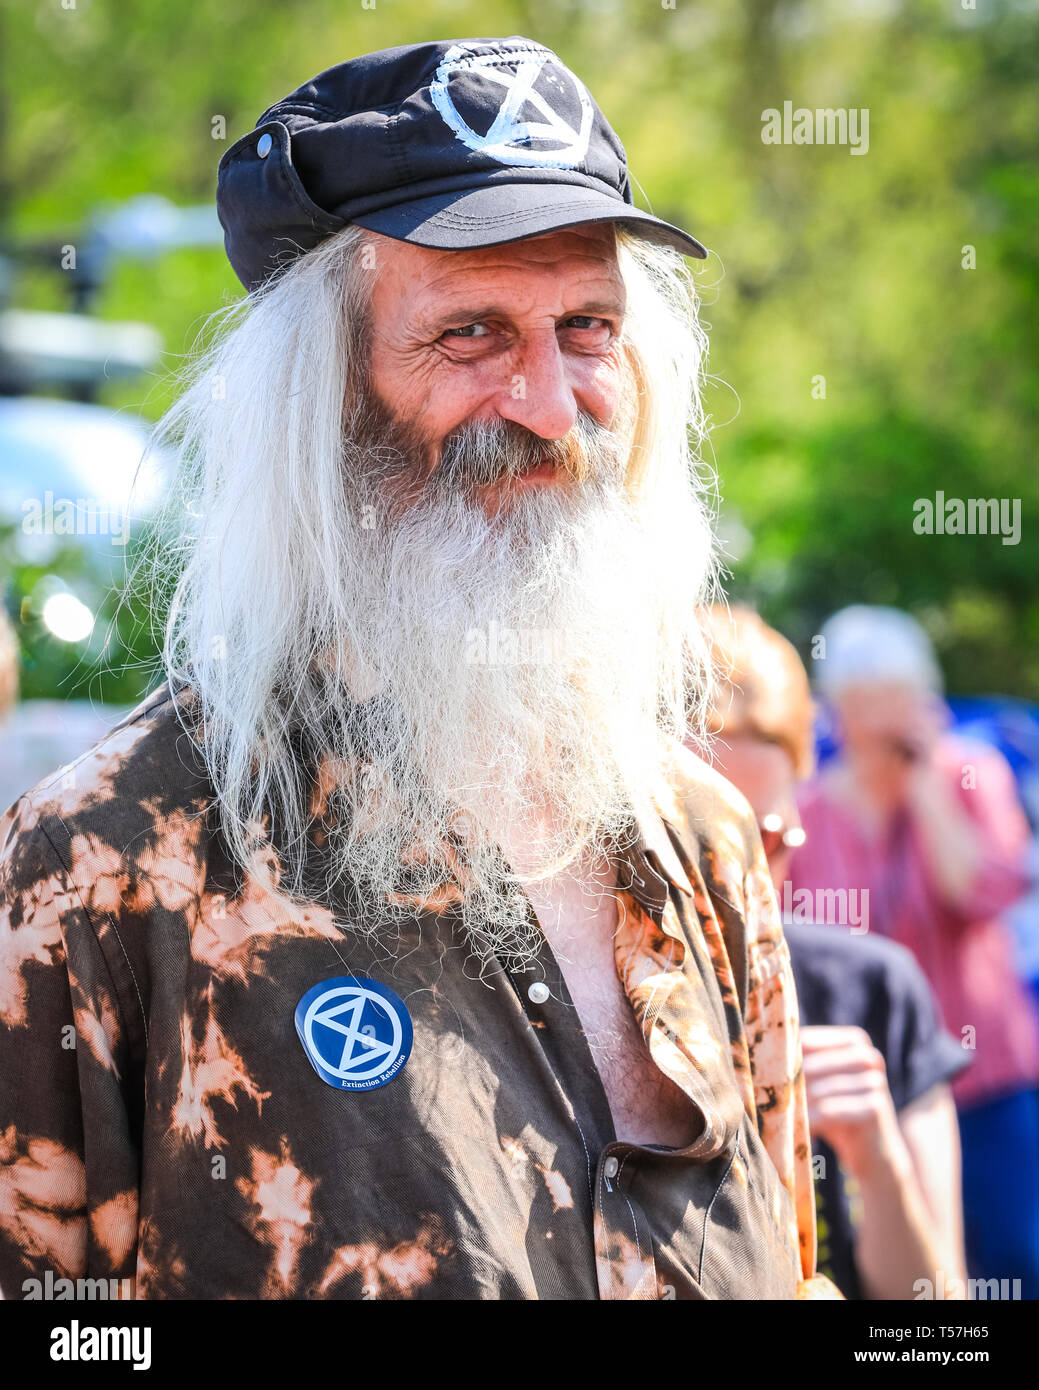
522, 870, 701, 1149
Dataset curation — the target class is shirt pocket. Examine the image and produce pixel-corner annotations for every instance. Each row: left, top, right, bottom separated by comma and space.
697, 1112, 802, 1299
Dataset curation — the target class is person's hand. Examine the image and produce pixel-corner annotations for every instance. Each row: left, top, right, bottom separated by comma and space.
835, 685, 947, 812
800, 1025, 911, 1185
887, 694, 944, 768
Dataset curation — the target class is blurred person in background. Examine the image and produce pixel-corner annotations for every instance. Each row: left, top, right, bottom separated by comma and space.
0, 609, 17, 724
790, 604, 1039, 1297
702, 605, 969, 1300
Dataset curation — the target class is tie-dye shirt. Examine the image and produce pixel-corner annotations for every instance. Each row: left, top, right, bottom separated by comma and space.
0, 681, 838, 1300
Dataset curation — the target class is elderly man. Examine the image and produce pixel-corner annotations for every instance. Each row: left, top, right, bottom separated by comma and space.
0, 38, 835, 1300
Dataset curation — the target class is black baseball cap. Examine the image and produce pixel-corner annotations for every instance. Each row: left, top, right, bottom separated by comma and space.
216, 36, 709, 294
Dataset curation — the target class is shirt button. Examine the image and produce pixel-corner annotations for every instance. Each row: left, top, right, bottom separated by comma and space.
527, 981, 550, 1005
256, 133, 273, 158
603, 1156, 620, 1179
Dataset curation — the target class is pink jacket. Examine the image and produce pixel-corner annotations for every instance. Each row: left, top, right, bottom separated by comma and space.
789, 736, 1039, 1108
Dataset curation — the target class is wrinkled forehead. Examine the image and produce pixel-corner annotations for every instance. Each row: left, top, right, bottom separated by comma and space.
368, 224, 625, 329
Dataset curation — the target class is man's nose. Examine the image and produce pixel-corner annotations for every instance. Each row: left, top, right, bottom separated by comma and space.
494, 334, 578, 440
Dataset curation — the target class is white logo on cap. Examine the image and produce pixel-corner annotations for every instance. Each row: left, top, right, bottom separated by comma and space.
430, 43, 593, 170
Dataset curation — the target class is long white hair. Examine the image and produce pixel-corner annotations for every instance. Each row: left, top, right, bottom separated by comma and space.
137, 224, 718, 964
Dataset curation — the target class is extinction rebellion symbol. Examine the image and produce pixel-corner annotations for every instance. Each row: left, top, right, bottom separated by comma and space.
295, 976, 413, 1091
430, 42, 594, 170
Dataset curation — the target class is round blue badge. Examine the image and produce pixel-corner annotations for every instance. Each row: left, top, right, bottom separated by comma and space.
294, 976, 413, 1091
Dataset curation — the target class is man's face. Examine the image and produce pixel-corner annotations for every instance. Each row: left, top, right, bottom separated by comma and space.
366, 224, 628, 512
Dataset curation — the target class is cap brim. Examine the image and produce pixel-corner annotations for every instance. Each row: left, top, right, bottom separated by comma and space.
351, 182, 708, 259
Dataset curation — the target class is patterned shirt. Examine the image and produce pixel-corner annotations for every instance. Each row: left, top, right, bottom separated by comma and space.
0, 681, 838, 1300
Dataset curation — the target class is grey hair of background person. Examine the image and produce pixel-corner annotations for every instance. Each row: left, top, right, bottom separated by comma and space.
814, 604, 944, 702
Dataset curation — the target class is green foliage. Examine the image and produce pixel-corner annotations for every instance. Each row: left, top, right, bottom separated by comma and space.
1, 520, 163, 705
4, 0, 1037, 700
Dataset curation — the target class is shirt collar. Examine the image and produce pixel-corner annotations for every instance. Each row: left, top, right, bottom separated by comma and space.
623, 772, 696, 916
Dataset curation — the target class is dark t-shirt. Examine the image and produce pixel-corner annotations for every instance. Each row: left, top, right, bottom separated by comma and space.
785, 920, 970, 1300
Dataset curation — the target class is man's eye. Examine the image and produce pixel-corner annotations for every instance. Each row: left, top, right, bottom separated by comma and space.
443, 323, 489, 339
563, 316, 608, 331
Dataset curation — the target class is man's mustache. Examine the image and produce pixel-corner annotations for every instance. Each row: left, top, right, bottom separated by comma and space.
344, 385, 627, 505
432, 416, 610, 494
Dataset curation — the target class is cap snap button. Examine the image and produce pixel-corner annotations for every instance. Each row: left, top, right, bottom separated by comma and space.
256, 133, 273, 158
527, 981, 550, 1005
603, 1156, 620, 1179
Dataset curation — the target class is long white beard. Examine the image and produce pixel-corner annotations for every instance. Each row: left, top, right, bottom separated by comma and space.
303, 440, 699, 968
